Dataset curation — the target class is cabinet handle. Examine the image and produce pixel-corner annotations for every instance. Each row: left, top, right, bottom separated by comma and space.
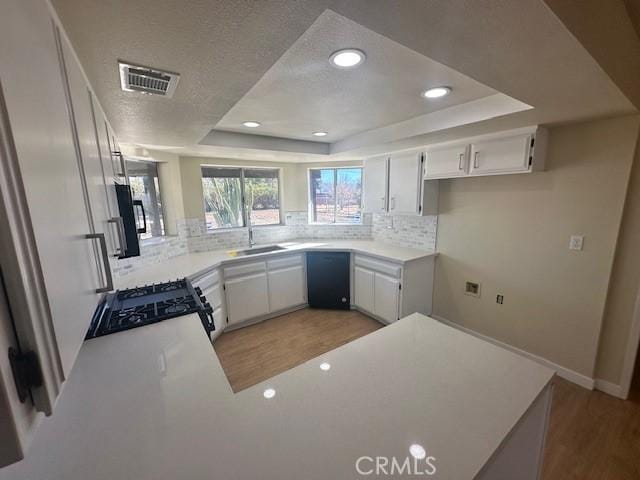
113, 150, 126, 177
86, 233, 114, 293
458, 153, 465, 170
133, 200, 147, 234
390, 197, 396, 210
108, 217, 127, 256
473, 151, 480, 169
381, 196, 385, 210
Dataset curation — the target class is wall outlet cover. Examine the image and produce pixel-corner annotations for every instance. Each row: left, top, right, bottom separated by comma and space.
569, 235, 584, 251
465, 281, 481, 298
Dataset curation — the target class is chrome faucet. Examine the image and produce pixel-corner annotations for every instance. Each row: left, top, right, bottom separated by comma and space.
248, 218, 255, 247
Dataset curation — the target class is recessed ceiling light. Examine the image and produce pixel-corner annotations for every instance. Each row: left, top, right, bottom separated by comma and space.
242, 121, 261, 128
313, 131, 328, 137
409, 444, 427, 460
263, 388, 276, 399
330, 49, 366, 69
320, 362, 331, 371
421, 87, 451, 99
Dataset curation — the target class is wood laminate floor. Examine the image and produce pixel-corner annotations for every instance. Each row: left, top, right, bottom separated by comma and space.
213, 308, 382, 393
213, 308, 640, 479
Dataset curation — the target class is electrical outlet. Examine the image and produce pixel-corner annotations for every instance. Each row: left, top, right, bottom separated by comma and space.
569, 235, 584, 251
496, 294, 504, 305
465, 281, 481, 298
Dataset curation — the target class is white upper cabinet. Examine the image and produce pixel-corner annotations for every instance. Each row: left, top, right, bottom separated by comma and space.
363, 155, 388, 213
91, 99, 124, 257
424, 144, 469, 179
469, 133, 533, 176
422, 127, 547, 180
388, 151, 424, 215
59, 34, 117, 265
0, 0, 115, 461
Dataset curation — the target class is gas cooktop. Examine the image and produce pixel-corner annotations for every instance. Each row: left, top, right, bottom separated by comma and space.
86, 279, 214, 339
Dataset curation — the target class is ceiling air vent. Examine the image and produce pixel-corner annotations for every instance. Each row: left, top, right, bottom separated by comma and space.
118, 61, 180, 98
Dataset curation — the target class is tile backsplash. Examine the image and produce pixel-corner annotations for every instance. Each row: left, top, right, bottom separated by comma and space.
371, 214, 438, 250
113, 211, 436, 278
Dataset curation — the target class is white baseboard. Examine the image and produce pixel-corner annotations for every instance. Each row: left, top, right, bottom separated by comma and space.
593, 379, 625, 399
431, 315, 596, 391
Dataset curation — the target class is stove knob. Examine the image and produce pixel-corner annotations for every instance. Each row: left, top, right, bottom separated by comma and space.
200, 296, 207, 303
194, 287, 202, 295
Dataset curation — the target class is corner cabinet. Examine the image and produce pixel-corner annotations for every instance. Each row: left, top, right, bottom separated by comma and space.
424, 127, 548, 180
363, 150, 435, 216
363, 155, 389, 213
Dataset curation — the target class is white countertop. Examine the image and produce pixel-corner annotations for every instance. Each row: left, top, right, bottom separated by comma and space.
0, 313, 553, 480
115, 239, 437, 289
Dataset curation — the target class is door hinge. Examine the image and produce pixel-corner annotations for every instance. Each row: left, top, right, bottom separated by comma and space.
418, 205, 422, 213
223, 284, 226, 291
226, 316, 229, 324
8, 348, 43, 403
399, 283, 402, 291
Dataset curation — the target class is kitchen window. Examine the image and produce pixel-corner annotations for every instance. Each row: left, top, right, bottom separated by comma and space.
309, 167, 362, 224
126, 160, 165, 240
201, 166, 281, 231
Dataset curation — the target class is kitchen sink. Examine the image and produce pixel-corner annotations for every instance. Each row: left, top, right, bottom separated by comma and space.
231, 245, 287, 256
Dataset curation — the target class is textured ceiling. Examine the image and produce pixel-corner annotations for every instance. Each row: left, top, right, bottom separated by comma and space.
214, 10, 497, 143
50, 0, 636, 161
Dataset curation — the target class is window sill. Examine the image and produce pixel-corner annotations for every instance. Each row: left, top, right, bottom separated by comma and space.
139, 235, 176, 246
204, 224, 285, 234
307, 222, 364, 226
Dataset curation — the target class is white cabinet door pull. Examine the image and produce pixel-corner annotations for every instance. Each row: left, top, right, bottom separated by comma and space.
390, 197, 396, 210
380, 196, 385, 210
473, 151, 480, 168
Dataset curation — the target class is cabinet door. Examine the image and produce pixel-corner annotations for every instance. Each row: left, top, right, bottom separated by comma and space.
374, 273, 400, 323
424, 145, 469, 179
388, 151, 423, 214
363, 156, 388, 213
91, 99, 122, 256
354, 266, 375, 314
469, 134, 532, 176
225, 272, 269, 325
0, 0, 104, 414
59, 35, 117, 264
268, 265, 305, 312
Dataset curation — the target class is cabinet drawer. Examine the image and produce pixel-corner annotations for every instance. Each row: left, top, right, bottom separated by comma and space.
193, 269, 220, 291
223, 261, 266, 278
267, 254, 303, 271
354, 255, 401, 278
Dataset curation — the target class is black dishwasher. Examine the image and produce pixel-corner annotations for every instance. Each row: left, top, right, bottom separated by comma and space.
306, 252, 350, 309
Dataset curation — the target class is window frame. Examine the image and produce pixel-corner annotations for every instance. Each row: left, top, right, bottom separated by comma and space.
201, 165, 283, 232
125, 158, 166, 241
307, 166, 363, 225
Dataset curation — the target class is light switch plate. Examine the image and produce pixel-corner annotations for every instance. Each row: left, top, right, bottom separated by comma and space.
569, 235, 584, 251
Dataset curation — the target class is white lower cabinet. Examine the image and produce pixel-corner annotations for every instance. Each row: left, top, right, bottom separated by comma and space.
353, 254, 434, 323
353, 255, 402, 322
225, 272, 270, 325
354, 265, 400, 323
268, 265, 305, 312
354, 266, 375, 314
373, 273, 400, 323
